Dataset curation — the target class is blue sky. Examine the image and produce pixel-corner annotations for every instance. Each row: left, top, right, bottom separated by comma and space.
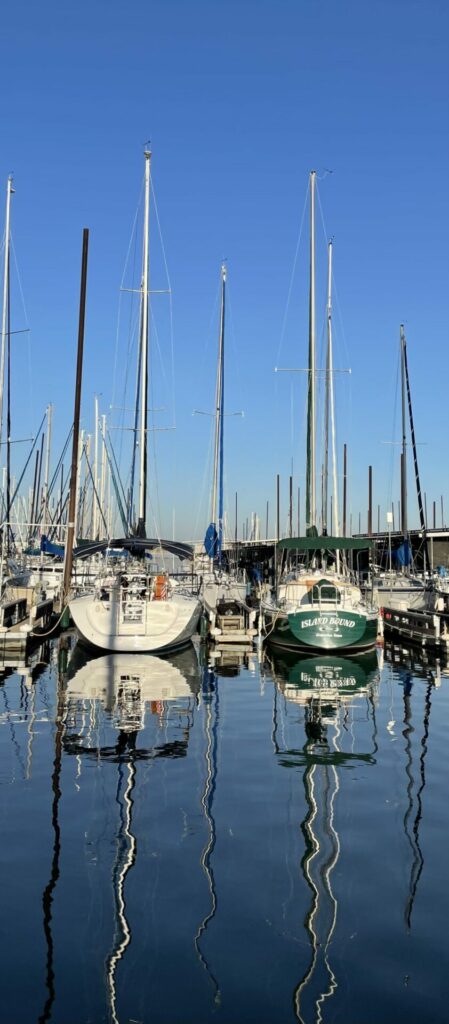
1, 0, 448, 541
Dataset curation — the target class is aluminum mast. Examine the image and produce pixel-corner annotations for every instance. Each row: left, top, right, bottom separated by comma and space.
137, 148, 151, 537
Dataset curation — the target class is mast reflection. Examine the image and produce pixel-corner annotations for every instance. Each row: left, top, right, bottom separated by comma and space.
106, 758, 137, 1024
394, 652, 435, 931
268, 649, 380, 1024
194, 662, 221, 1005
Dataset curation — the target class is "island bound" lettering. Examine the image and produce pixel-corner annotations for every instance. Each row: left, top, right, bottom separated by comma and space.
300, 616, 356, 630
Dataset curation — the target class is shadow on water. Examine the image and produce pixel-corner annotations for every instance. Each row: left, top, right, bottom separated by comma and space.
267, 647, 381, 1024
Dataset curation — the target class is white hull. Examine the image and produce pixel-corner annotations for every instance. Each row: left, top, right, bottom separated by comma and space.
69, 590, 202, 653
201, 575, 247, 615
366, 576, 425, 611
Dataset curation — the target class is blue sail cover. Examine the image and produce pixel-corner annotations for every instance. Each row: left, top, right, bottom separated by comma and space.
393, 541, 412, 567
204, 522, 218, 558
40, 535, 65, 558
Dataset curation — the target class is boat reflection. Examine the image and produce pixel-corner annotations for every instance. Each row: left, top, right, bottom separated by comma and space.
268, 649, 380, 1024
63, 641, 200, 760
40, 640, 201, 1024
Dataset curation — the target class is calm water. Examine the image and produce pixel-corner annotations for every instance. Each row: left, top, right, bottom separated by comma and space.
0, 635, 448, 1024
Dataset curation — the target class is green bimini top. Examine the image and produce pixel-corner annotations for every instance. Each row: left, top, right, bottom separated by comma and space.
277, 536, 373, 552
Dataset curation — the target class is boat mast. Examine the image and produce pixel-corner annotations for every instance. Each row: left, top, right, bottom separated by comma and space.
400, 324, 408, 541
137, 148, 151, 539
306, 171, 316, 532
62, 228, 89, 606
0, 175, 14, 453
327, 241, 340, 572
93, 394, 99, 540
210, 263, 226, 563
42, 404, 53, 533
323, 306, 329, 535
6, 246, 11, 555
401, 327, 427, 566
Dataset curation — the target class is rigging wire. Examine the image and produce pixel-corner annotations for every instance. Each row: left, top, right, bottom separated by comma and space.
191, 273, 222, 541
274, 178, 310, 370
111, 178, 143, 474
151, 178, 176, 430
8, 233, 35, 447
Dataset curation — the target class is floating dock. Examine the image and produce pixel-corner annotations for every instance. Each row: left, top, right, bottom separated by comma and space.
0, 588, 54, 655
381, 605, 449, 656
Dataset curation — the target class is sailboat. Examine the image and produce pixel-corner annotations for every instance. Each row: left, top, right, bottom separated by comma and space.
262, 171, 378, 653
197, 263, 253, 640
69, 150, 201, 653
368, 325, 427, 610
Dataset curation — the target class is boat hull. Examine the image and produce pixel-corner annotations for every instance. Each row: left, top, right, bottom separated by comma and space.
68, 592, 202, 654
265, 607, 378, 653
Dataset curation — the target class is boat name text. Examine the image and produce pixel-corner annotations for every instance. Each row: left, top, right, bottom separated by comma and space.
301, 616, 356, 629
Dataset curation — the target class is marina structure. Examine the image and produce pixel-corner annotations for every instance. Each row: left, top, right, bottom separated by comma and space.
0, 160, 447, 662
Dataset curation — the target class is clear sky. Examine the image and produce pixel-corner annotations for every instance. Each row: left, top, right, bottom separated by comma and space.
1, 0, 448, 542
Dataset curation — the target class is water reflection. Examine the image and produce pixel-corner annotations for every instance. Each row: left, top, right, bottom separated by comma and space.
388, 647, 435, 932
106, 757, 136, 1024
39, 663, 64, 1024
63, 642, 200, 760
0, 642, 52, 785
268, 650, 380, 1024
0, 636, 447, 1023
194, 664, 221, 1004
46, 640, 201, 1024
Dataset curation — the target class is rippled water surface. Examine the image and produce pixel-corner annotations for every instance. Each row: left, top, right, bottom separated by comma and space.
0, 636, 448, 1024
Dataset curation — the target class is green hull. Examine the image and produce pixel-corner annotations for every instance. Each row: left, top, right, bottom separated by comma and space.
267, 608, 378, 653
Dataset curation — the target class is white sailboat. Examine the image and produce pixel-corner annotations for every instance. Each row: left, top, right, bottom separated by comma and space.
262, 172, 378, 653
69, 150, 201, 653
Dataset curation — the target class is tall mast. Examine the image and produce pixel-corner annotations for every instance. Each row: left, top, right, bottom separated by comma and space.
6, 249, 11, 553
100, 412, 107, 531
211, 263, 226, 562
323, 237, 331, 533
402, 329, 427, 551
217, 265, 226, 562
62, 228, 89, 605
137, 148, 151, 538
306, 171, 316, 532
0, 175, 14, 452
93, 394, 99, 539
400, 324, 407, 539
327, 241, 340, 572
42, 404, 53, 531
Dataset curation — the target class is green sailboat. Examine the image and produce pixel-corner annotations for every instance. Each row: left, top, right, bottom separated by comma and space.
263, 171, 378, 654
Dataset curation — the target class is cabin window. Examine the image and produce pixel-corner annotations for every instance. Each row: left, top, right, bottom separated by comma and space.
311, 584, 340, 604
